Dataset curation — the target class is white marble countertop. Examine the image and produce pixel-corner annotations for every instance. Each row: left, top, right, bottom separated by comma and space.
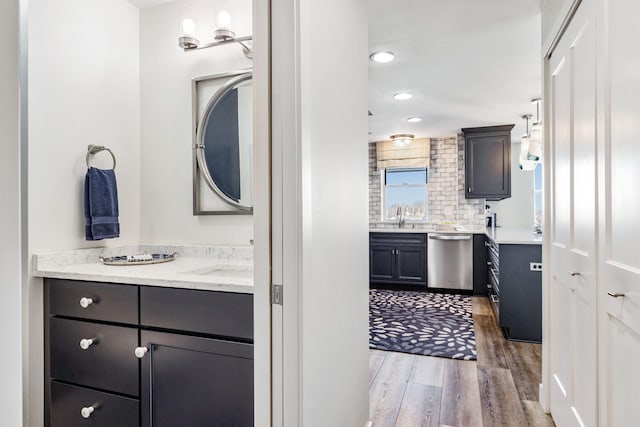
32, 244, 254, 294
484, 227, 543, 245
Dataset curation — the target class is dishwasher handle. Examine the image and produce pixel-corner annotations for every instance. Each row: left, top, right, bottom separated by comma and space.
428, 234, 472, 241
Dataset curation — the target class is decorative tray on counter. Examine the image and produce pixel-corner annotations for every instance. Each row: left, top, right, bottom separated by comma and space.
99, 253, 178, 266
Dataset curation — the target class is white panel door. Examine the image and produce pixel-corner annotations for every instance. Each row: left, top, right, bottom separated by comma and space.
547, 0, 598, 425
598, 0, 640, 425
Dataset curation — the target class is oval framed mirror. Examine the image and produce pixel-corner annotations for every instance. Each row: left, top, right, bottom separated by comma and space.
193, 70, 253, 214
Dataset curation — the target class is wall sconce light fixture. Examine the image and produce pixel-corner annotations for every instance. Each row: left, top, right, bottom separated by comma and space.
178, 11, 253, 60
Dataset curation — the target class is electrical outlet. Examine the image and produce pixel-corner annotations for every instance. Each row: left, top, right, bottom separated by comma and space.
530, 262, 543, 271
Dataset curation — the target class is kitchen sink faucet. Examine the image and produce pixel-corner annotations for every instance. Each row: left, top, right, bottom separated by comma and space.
397, 205, 405, 228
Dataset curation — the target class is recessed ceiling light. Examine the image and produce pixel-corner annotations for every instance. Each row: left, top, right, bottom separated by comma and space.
394, 92, 413, 101
369, 51, 395, 63
407, 117, 422, 123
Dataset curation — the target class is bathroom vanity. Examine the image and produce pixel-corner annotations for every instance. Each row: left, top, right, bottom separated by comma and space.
34, 245, 254, 427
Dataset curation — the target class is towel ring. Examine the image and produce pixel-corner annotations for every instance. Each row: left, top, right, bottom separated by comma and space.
86, 144, 116, 170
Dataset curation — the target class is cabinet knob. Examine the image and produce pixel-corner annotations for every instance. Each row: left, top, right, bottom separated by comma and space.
79, 338, 95, 350
80, 406, 95, 419
134, 346, 148, 358
79, 297, 94, 308
568, 271, 581, 277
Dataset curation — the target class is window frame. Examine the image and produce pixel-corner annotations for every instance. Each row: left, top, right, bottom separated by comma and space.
381, 167, 428, 223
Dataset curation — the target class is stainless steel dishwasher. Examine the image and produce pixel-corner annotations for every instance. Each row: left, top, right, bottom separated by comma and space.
427, 233, 473, 290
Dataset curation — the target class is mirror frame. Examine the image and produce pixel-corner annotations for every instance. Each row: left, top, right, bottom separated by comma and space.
192, 70, 253, 215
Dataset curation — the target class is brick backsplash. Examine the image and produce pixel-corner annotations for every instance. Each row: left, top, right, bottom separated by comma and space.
369, 134, 486, 229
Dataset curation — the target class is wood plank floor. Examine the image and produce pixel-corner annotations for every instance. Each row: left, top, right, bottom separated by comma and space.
369, 296, 555, 427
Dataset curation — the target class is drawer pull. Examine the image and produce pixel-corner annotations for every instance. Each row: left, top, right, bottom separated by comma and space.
134, 346, 148, 358
80, 406, 95, 419
79, 297, 94, 308
79, 338, 96, 350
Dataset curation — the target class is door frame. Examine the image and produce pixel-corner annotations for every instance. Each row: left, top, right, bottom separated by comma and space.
253, 0, 272, 425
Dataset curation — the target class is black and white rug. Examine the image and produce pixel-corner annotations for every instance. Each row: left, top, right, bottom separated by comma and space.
369, 289, 477, 360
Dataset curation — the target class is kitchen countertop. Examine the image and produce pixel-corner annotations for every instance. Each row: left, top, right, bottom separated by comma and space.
32, 244, 254, 294
369, 227, 485, 234
484, 227, 542, 245
369, 226, 543, 245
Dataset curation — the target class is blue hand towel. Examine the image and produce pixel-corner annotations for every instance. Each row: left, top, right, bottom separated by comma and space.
84, 167, 120, 240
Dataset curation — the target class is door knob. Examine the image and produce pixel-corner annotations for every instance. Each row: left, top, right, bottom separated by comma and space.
80, 406, 95, 419
607, 292, 625, 298
79, 297, 94, 308
79, 338, 96, 350
134, 346, 148, 358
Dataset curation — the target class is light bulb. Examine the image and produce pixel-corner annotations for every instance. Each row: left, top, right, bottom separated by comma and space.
218, 11, 231, 28
528, 122, 542, 161
370, 51, 395, 63
394, 92, 413, 101
182, 18, 196, 37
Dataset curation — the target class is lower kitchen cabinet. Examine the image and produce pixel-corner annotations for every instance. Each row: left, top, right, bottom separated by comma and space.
369, 232, 427, 286
472, 234, 489, 296
44, 278, 254, 427
485, 240, 542, 342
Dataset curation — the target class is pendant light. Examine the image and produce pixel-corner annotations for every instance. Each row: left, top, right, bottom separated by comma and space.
519, 114, 537, 171
527, 98, 542, 161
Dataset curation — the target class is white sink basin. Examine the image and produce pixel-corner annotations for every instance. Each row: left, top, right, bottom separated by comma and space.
181, 264, 253, 279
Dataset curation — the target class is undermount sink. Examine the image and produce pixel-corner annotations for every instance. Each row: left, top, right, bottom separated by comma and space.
181, 264, 253, 278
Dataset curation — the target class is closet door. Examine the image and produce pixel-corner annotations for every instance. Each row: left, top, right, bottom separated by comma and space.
598, 0, 640, 424
547, 0, 598, 425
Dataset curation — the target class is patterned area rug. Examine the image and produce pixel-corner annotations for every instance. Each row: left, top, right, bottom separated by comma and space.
369, 289, 477, 360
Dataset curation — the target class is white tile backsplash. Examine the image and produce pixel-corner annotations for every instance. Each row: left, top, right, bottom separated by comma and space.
369, 133, 485, 229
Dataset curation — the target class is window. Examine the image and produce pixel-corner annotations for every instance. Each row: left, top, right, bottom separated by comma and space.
382, 168, 428, 222
534, 163, 543, 226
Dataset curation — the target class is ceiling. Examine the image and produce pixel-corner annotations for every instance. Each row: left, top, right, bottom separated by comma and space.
127, 0, 173, 8
368, 0, 542, 142
129, 0, 542, 142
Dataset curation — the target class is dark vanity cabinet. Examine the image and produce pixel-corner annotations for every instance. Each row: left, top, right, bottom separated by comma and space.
463, 124, 514, 201
44, 279, 253, 427
369, 232, 427, 286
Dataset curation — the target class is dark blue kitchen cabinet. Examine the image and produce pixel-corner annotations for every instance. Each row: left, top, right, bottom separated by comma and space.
463, 124, 514, 201
44, 279, 253, 427
485, 240, 542, 342
369, 232, 427, 286
473, 234, 489, 296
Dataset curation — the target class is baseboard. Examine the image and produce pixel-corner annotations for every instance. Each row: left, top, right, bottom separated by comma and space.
539, 383, 550, 413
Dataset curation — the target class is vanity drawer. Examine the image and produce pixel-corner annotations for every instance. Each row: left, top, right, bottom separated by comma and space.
140, 287, 253, 341
47, 278, 138, 324
50, 381, 138, 427
50, 318, 139, 396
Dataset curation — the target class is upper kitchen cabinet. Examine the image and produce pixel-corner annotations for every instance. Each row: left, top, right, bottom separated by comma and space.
462, 125, 514, 201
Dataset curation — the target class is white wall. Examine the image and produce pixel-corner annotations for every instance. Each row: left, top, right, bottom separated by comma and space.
0, 0, 24, 425
29, 0, 141, 252
139, 0, 254, 245
27, 1, 141, 424
487, 142, 535, 227
298, 0, 370, 425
